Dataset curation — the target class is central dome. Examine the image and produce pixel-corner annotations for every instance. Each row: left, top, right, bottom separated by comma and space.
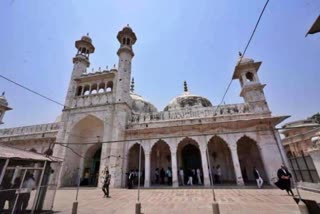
130, 92, 158, 113
164, 93, 212, 111
164, 82, 212, 111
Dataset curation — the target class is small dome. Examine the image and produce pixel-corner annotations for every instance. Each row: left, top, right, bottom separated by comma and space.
81, 34, 92, 43
237, 56, 254, 65
130, 93, 158, 114
164, 92, 212, 111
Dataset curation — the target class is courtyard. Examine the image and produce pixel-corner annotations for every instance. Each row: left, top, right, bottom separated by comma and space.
53, 187, 320, 214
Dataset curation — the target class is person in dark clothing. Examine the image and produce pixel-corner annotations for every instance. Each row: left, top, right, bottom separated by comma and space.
102, 171, 111, 198
275, 165, 294, 196
160, 168, 165, 185
0, 176, 15, 213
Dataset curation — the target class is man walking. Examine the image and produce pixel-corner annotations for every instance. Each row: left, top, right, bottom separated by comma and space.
253, 167, 263, 188
179, 167, 184, 186
102, 171, 111, 198
275, 165, 294, 196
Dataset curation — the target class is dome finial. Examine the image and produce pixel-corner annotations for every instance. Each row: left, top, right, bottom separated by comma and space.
87, 33, 89, 36
1, 92, 5, 96
239, 51, 242, 57
130, 78, 135, 93
184, 81, 188, 92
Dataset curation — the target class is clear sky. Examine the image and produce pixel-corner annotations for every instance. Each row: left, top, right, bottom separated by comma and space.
0, 0, 319, 128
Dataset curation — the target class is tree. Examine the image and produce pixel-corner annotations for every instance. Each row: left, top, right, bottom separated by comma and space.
309, 112, 320, 124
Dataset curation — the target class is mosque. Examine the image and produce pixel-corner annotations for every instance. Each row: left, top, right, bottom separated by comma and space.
0, 26, 289, 188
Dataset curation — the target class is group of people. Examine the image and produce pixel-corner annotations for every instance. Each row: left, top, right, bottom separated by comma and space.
179, 168, 203, 186
0, 172, 36, 213
126, 169, 145, 189
154, 167, 172, 185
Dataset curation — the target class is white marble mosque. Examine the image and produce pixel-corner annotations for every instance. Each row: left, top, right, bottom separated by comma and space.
0, 26, 290, 188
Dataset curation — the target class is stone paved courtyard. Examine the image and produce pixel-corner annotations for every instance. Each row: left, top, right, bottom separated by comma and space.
52, 187, 320, 214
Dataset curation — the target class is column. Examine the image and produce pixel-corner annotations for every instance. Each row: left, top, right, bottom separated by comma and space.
200, 148, 210, 186
230, 146, 244, 186
171, 150, 178, 187
144, 152, 151, 188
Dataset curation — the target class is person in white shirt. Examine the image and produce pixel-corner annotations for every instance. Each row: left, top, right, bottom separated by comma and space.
253, 167, 263, 189
196, 168, 202, 185
16, 173, 36, 213
179, 168, 184, 186
187, 168, 193, 186
216, 165, 222, 184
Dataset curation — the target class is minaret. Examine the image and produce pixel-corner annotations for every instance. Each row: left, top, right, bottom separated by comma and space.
0, 92, 12, 125
232, 54, 270, 114
64, 34, 95, 108
115, 25, 137, 105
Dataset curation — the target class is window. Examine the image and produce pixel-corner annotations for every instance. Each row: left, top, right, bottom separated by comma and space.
245, 72, 254, 82
106, 81, 113, 92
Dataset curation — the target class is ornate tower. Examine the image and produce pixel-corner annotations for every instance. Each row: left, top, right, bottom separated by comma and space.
0, 92, 12, 125
115, 25, 137, 105
64, 34, 95, 108
232, 55, 270, 114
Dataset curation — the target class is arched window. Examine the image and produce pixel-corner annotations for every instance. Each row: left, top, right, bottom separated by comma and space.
81, 48, 87, 54
123, 37, 126, 44
91, 84, 98, 95
83, 85, 90, 96
245, 72, 254, 82
76, 86, 83, 96
98, 83, 105, 93
106, 81, 113, 92
126, 38, 131, 45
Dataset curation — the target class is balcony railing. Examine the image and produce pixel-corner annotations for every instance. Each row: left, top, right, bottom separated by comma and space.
71, 93, 114, 108
0, 123, 60, 137
130, 103, 251, 124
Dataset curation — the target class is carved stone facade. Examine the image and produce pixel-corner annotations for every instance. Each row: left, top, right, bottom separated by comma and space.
0, 26, 288, 188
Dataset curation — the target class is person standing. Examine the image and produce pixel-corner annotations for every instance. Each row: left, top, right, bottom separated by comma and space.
216, 165, 222, 184
16, 173, 36, 213
275, 165, 294, 196
187, 168, 193, 186
160, 168, 165, 185
166, 167, 172, 185
102, 171, 111, 198
253, 167, 263, 189
196, 168, 202, 185
179, 167, 184, 186
155, 168, 159, 184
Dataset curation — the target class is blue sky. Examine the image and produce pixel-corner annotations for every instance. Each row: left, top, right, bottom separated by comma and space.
0, 0, 319, 128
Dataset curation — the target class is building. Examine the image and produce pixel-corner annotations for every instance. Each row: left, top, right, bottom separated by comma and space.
282, 118, 320, 184
0, 26, 289, 188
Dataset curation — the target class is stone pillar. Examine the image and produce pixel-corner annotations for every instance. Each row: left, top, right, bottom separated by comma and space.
230, 146, 244, 186
171, 150, 178, 187
144, 152, 151, 188
200, 148, 210, 186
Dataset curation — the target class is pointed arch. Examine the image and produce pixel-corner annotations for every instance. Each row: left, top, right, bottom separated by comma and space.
236, 135, 266, 184
150, 139, 171, 185
207, 135, 235, 183
127, 143, 145, 187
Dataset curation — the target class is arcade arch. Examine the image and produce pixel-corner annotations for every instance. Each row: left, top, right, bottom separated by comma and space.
237, 136, 267, 184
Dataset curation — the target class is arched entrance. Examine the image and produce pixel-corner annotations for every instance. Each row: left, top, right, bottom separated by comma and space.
208, 136, 235, 184
81, 145, 102, 186
127, 143, 145, 188
237, 136, 267, 184
177, 138, 203, 186
62, 115, 104, 187
150, 140, 171, 186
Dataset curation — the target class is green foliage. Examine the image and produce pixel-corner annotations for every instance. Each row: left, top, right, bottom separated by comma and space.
309, 112, 320, 124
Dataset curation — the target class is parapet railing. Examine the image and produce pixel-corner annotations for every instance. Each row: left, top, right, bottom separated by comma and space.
129, 103, 251, 124
0, 122, 60, 137
71, 93, 114, 108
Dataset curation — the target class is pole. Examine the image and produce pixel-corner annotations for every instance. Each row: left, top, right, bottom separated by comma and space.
136, 141, 142, 214
11, 169, 27, 214
31, 161, 47, 214
205, 136, 220, 214
0, 159, 9, 185
72, 167, 81, 214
